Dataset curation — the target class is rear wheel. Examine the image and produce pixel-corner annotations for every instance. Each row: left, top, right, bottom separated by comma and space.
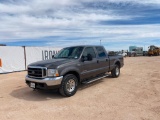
59, 74, 78, 97
111, 65, 120, 78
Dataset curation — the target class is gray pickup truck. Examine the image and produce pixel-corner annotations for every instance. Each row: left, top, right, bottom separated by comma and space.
26, 45, 124, 97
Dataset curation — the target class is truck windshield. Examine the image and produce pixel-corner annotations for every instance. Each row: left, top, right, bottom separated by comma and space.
54, 47, 84, 59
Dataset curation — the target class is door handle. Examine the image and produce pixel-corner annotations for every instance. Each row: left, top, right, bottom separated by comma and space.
106, 59, 108, 62
97, 60, 99, 63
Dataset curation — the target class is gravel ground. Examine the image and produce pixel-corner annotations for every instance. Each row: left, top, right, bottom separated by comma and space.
0, 56, 160, 120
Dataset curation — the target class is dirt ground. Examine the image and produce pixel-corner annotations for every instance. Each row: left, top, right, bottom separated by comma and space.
0, 56, 160, 120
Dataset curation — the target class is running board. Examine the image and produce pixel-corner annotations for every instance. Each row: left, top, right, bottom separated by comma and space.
82, 74, 109, 84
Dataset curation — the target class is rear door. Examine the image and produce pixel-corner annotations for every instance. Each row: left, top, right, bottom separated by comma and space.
95, 46, 110, 73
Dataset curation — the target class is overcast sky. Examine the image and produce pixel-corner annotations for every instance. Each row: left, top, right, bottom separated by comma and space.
0, 0, 160, 50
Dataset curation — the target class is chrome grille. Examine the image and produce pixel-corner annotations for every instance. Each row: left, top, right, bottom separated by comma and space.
28, 66, 47, 78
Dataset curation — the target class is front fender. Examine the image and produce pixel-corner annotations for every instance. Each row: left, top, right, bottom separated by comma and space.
59, 66, 80, 76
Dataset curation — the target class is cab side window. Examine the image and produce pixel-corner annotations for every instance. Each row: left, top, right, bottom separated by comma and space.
82, 47, 96, 58
96, 47, 106, 57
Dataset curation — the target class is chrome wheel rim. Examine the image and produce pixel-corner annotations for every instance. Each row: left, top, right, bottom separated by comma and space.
66, 79, 76, 92
116, 67, 119, 76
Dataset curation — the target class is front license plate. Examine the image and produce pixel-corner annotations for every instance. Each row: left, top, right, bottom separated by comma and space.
30, 82, 35, 88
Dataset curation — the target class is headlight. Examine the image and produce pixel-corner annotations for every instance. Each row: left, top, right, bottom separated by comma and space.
47, 69, 59, 77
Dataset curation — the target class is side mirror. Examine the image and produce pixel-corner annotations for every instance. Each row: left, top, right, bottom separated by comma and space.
52, 55, 54, 59
87, 54, 93, 61
81, 56, 86, 62
81, 54, 93, 62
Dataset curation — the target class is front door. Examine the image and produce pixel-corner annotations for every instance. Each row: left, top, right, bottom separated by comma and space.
80, 47, 98, 79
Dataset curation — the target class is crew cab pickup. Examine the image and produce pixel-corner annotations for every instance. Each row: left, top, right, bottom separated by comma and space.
26, 45, 124, 97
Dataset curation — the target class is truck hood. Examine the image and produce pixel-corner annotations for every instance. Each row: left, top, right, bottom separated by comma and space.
28, 58, 76, 68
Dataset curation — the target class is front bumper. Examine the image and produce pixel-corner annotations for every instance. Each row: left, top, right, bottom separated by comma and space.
25, 75, 63, 89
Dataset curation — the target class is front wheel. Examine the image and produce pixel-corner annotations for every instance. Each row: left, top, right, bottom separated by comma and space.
111, 65, 120, 78
59, 74, 78, 97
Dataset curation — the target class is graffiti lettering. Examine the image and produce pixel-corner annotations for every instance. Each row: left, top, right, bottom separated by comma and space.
42, 50, 58, 60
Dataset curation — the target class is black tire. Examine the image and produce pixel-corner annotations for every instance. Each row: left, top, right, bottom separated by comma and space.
59, 74, 78, 97
111, 65, 120, 78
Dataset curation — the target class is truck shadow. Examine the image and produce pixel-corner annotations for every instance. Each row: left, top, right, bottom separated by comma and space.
10, 86, 65, 101
10, 76, 113, 101
79, 80, 103, 90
